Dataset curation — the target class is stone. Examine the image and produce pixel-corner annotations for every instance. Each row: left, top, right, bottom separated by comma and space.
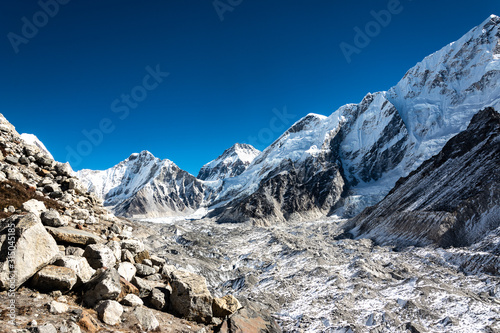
142, 259, 153, 267
31, 265, 77, 292
144, 273, 163, 281
5, 155, 19, 165
86, 216, 97, 225
169, 270, 213, 323
117, 262, 136, 282
134, 250, 151, 264
33, 324, 57, 333
150, 255, 166, 267
41, 209, 68, 227
121, 249, 135, 263
121, 239, 145, 255
18, 156, 29, 165
133, 307, 160, 332
62, 322, 81, 333
54, 255, 96, 284
0, 214, 59, 290
77, 310, 100, 333
131, 276, 153, 298
213, 295, 242, 318
55, 162, 73, 177
96, 300, 123, 326
147, 287, 168, 310
83, 244, 117, 269
43, 183, 61, 193
6, 169, 25, 182
83, 268, 122, 307
49, 300, 69, 314
72, 208, 90, 220
22, 199, 46, 216
106, 240, 122, 261
45, 226, 101, 246
219, 301, 282, 333
135, 263, 156, 277
121, 294, 143, 307
66, 246, 85, 257
36, 155, 54, 168
119, 277, 140, 300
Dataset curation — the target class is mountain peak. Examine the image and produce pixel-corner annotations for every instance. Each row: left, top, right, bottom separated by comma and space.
197, 143, 260, 181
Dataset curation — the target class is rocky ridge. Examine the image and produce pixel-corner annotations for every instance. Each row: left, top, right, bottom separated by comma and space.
0, 113, 280, 333
346, 107, 500, 250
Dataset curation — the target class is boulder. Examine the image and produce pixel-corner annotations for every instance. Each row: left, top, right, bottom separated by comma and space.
119, 276, 140, 299
41, 209, 68, 227
121, 293, 143, 307
5, 155, 19, 165
117, 262, 136, 282
31, 265, 77, 292
96, 300, 123, 326
121, 239, 145, 255
22, 199, 46, 216
133, 307, 160, 332
169, 270, 213, 323
135, 263, 156, 277
54, 255, 96, 284
105, 240, 122, 261
83, 268, 121, 307
131, 276, 153, 298
72, 208, 90, 220
134, 250, 151, 264
147, 287, 168, 310
219, 301, 282, 333
213, 295, 242, 318
83, 244, 117, 269
6, 169, 25, 182
45, 226, 101, 246
49, 300, 69, 314
55, 162, 73, 177
150, 255, 166, 267
0, 213, 59, 290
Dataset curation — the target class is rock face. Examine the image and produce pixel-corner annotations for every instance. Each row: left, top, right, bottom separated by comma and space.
77, 151, 207, 218
0, 213, 59, 290
347, 107, 500, 248
197, 143, 260, 181
169, 270, 213, 323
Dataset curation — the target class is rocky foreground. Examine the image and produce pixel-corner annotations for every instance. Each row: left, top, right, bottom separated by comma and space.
0, 113, 281, 333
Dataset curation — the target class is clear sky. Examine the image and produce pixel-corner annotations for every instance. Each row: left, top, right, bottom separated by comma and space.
1, 0, 498, 175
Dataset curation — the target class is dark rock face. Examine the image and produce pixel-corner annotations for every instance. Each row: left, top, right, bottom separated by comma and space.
114, 163, 206, 218
347, 108, 500, 248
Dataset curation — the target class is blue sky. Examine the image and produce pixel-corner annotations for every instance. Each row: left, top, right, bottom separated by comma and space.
1, 0, 498, 175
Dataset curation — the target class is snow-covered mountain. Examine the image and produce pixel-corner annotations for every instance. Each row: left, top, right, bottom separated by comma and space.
77, 151, 206, 218
347, 107, 500, 248
209, 15, 500, 224
197, 143, 260, 181
79, 15, 500, 223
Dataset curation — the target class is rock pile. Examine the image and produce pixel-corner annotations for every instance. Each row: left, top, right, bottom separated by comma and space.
0, 113, 281, 332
